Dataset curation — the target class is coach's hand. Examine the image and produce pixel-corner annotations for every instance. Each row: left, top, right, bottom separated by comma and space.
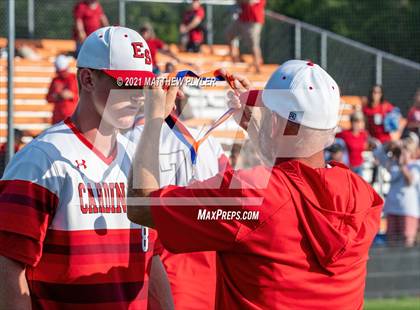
218, 69, 259, 131
144, 84, 180, 121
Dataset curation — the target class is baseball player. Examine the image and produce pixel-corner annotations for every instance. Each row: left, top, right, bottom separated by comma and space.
127, 60, 384, 309
0, 26, 173, 309
125, 112, 228, 309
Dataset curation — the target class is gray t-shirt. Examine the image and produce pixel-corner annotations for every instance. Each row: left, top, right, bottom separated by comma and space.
384, 160, 420, 218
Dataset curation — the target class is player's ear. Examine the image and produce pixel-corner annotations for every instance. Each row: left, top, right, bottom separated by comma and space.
78, 68, 95, 92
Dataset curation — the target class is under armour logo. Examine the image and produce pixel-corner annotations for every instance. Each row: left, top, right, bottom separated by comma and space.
75, 159, 87, 169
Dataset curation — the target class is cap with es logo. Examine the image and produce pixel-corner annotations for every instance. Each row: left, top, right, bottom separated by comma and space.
262, 59, 340, 130
77, 26, 155, 84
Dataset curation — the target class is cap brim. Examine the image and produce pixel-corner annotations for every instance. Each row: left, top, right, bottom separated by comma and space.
102, 70, 155, 86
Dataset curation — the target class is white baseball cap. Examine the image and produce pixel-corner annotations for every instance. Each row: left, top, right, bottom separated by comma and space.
262, 59, 340, 130
55, 55, 70, 72
77, 26, 154, 84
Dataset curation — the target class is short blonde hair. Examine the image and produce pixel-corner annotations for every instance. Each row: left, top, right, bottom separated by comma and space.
402, 135, 419, 156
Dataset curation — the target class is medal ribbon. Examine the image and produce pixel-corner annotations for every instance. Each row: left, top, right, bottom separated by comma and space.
163, 69, 238, 165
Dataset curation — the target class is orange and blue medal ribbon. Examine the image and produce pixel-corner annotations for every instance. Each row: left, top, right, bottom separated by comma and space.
163, 69, 237, 172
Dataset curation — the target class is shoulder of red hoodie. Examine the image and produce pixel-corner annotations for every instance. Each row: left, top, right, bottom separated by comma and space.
276, 160, 384, 275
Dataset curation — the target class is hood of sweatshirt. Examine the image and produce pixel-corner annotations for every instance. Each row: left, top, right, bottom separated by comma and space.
278, 160, 383, 274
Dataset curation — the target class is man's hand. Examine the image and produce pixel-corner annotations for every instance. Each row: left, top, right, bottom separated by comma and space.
217, 69, 262, 132
60, 89, 74, 100
144, 83, 180, 122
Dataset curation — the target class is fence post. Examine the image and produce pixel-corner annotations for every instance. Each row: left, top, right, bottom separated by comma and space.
321, 31, 327, 69
376, 53, 383, 85
206, 3, 214, 46
7, 0, 15, 164
294, 22, 301, 59
119, 0, 126, 26
28, 0, 34, 38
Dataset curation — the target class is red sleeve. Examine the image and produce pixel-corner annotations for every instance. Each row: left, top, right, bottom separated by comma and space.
196, 7, 205, 19
0, 180, 58, 266
150, 168, 244, 254
73, 2, 85, 20
362, 130, 369, 140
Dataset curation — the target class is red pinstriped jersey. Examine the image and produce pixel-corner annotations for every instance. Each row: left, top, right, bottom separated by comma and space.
0, 118, 161, 310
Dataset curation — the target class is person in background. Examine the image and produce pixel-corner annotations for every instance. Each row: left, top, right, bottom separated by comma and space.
139, 25, 182, 74
326, 143, 346, 164
226, 0, 266, 73
382, 136, 420, 247
164, 62, 175, 74
336, 111, 368, 175
180, 0, 205, 52
363, 85, 394, 144
73, 0, 109, 56
0, 129, 25, 177
46, 55, 78, 124
406, 88, 420, 138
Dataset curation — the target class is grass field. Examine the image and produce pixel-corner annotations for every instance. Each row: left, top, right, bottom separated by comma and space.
365, 298, 420, 310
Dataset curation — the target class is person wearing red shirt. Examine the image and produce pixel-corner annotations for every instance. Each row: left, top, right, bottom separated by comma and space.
139, 25, 182, 74
180, 0, 205, 53
363, 85, 395, 144
227, 0, 266, 73
46, 55, 79, 124
406, 88, 420, 137
127, 60, 383, 309
336, 111, 368, 175
73, 0, 109, 56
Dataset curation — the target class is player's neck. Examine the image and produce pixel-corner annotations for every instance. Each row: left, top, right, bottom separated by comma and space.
298, 151, 326, 168
274, 152, 326, 168
71, 99, 118, 158
284, 152, 326, 168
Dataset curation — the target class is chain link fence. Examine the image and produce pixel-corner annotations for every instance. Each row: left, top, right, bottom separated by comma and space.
0, 0, 119, 39
260, 11, 420, 114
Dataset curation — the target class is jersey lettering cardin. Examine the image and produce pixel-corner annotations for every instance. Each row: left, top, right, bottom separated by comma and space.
125, 119, 229, 309
0, 118, 161, 310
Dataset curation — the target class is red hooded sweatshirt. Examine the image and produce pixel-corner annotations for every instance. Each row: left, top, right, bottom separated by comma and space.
151, 160, 383, 310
